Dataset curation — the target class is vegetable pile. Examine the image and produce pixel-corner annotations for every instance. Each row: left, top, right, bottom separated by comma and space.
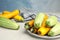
24, 13, 60, 36
0, 9, 24, 21
0, 9, 24, 30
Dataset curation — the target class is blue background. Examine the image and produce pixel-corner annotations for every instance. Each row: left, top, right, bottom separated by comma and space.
0, 0, 60, 12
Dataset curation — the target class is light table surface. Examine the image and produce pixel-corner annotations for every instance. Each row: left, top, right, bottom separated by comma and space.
0, 22, 60, 40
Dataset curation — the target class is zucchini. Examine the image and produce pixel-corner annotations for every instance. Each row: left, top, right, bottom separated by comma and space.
48, 22, 60, 36
24, 23, 30, 30
46, 16, 58, 27
34, 13, 47, 28
24, 24, 30, 30
0, 17, 19, 30
38, 27, 51, 36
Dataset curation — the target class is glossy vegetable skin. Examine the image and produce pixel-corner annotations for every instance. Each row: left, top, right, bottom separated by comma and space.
38, 27, 51, 36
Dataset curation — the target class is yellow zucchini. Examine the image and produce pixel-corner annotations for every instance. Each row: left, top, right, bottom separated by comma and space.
38, 27, 51, 36
2, 10, 24, 21
2, 11, 10, 15
28, 20, 34, 27
41, 14, 48, 27
13, 15, 24, 21
38, 14, 51, 36
2, 10, 20, 18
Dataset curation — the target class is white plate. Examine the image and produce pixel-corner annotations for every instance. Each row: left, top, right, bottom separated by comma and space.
27, 30, 60, 39
26, 13, 60, 39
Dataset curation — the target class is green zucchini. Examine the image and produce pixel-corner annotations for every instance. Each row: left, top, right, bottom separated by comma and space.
48, 22, 60, 36
24, 24, 30, 30
34, 13, 45, 28
0, 17, 19, 30
46, 16, 58, 27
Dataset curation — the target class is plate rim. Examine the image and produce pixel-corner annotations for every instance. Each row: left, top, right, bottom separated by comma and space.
26, 30, 60, 39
